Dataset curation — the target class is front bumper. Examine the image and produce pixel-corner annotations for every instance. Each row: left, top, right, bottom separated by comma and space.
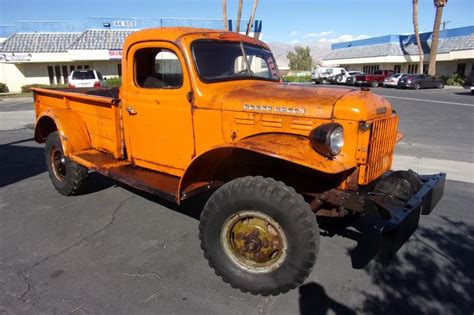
376, 172, 446, 259
346, 172, 446, 264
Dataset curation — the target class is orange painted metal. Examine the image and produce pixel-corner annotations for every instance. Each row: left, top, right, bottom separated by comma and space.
358, 115, 399, 185
33, 27, 402, 202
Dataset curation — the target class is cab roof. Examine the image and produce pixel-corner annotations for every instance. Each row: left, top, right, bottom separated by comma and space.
123, 27, 269, 50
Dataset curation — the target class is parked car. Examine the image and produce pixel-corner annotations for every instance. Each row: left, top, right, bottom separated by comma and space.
345, 75, 356, 85
383, 73, 408, 88
336, 71, 363, 84
68, 69, 105, 88
398, 74, 444, 89
463, 70, 474, 95
354, 70, 394, 87
311, 66, 346, 84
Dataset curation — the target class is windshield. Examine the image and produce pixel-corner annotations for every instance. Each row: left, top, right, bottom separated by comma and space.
192, 40, 280, 82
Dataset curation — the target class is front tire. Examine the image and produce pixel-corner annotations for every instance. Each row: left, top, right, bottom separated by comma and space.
199, 176, 319, 296
45, 132, 88, 196
413, 82, 421, 90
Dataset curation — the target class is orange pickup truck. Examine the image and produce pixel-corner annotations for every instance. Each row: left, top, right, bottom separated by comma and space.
33, 27, 445, 296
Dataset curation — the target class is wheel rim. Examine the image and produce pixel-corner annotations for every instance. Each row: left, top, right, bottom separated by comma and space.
51, 146, 66, 182
221, 210, 288, 273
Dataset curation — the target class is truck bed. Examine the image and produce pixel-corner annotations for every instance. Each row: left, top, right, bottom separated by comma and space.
33, 87, 123, 158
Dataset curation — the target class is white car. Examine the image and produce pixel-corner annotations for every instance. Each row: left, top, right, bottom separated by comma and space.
383, 73, 408, 87
336, 71, 363, 84
311, 66, 346, 84
68, 69, 105, 88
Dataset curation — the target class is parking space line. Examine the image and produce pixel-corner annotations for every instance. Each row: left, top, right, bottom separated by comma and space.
383, 96, 474, 107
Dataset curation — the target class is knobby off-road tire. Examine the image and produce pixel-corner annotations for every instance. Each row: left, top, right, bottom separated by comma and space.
45, 132, 88, 196
199, 176, 320, 296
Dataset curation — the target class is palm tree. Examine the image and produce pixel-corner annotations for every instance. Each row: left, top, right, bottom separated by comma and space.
413, 0, 424, 74
246, 0, 259, 37
236, 0, 243, 33
428, 0, 448, 75
222, 0, 228, 31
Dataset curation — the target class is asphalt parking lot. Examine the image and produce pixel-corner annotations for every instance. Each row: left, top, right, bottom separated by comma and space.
0, 86, 473, 314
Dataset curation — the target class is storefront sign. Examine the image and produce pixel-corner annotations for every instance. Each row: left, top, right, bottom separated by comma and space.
0, 53, 32, 62
112, 20, 136, 27
108, 50, 122, 60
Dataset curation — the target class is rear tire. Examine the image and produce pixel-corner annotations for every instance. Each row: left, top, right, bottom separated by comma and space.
370, 81, 379, 88
45, 132, 88, 196
438, 82, 444, 89
199, 176, 319, 296
413, 83, 421, 90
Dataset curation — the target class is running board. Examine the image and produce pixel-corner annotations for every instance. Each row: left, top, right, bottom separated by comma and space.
71, 149, 180, 202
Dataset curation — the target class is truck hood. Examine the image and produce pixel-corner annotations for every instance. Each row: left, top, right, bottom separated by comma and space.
220, 82, 392, 121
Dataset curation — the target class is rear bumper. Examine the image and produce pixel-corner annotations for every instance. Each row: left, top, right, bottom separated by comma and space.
377, 172, 446, 259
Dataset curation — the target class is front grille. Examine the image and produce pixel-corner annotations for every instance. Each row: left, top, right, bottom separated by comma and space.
359, 115, 399, 185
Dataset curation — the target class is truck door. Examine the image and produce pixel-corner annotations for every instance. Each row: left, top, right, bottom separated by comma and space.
122, 41, 194, 176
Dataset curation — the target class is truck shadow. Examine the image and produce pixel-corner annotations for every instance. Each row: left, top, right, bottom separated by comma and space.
319, 214, 474, 315
0, 138, 115, 194
0, 138, 46, 188
299, 282, 356, 315
359, 216, 474, 315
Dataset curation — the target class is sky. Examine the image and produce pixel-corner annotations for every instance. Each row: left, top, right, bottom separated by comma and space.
1, 0, 473, 44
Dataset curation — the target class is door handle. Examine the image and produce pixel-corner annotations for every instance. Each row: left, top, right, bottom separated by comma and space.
126, 106, 137, 115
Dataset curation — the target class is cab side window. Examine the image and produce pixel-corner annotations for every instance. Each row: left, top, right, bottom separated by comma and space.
135, 48, 183, 89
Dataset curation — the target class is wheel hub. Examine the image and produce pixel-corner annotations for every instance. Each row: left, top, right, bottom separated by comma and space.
51, 147, 66, 181
221, 211, 287, 272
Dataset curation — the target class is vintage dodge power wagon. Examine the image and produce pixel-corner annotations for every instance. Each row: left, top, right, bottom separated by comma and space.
33, 27, 445, 296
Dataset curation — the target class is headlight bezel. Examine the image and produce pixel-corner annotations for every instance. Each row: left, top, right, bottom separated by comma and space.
309, 123, 344, 158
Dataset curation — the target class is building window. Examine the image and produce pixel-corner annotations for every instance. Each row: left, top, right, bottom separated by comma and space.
70, 65, 75, 73
62, 66, 69, 84
77, 65, 83, 70
363, 65, 379, 74
423, 63, 428, 74
408, 64, 418, 74
54, 66, 61, 84
394, 65, 401, 73
84, 65, 90, 69
117, 63, 122, 77
456, 63, 466, 77
47, 66, 54, 85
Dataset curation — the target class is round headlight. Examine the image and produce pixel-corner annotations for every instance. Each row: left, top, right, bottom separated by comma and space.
329, 126, 344, 155
309, 123, 344, 158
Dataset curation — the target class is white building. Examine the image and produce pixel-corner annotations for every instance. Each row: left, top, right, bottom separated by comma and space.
322, 26, 474, 76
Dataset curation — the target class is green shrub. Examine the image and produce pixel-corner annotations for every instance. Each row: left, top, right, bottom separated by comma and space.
445, 74, 464, 86
0, 82, 9, 93
21, 84, 67, 93
106, 77, 122, 87
283, 75, 312, 83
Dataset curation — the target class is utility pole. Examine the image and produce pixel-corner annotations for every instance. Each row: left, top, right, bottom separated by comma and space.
442, 20, 451, 30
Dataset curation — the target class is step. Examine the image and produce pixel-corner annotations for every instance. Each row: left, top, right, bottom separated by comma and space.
71, 149, 180, 202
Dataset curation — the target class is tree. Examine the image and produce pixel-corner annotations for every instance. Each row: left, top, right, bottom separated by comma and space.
222, 0, 228, 31
287, 46, 314, 71
428, 0, 448, 75
412, 0, 424, 74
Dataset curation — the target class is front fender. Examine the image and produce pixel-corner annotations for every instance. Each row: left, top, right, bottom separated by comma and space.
178, 133, 357, 200
35, 109, 91, 156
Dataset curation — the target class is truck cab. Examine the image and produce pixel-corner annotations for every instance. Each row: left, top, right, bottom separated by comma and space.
32, 27, 445, 296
